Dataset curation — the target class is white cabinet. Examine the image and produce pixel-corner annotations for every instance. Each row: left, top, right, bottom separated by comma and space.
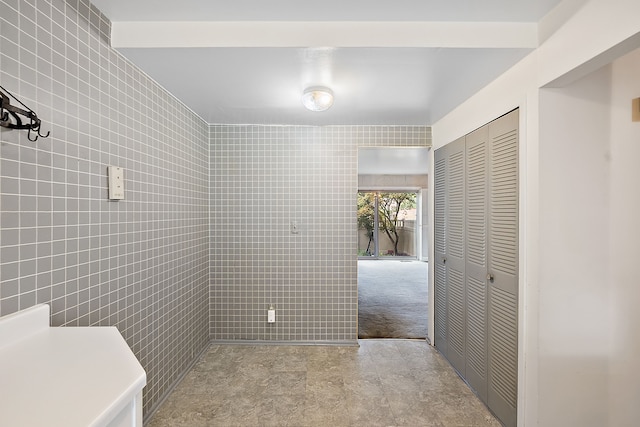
0, 304, 146, 427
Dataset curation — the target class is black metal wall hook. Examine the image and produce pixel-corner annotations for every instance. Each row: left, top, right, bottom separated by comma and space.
0, 84, 50, 142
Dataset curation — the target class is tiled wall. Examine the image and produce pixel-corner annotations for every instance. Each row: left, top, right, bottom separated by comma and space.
1, 0, 432, 418
0, 0, 210, 417
210, 125, 431, 342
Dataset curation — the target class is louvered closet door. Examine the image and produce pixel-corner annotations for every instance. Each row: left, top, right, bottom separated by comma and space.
487, 110, 519, 427
464, 125, 489, 402
434, 147, 448, 353
434, 137, 466, 373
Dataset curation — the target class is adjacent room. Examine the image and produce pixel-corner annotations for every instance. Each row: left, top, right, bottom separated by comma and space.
357, 147, 429, 339
1, 1, 639, 427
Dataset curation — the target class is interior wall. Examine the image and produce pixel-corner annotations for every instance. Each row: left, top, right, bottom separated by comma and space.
431, 1, 640, 425
0, 0, 210, 417
358, 174, 427, 188
209, 125, 431, 342
538, 0, 640, 87
538, 64, 612, 427
538, 44, 640, 427
607, 47, 640, 427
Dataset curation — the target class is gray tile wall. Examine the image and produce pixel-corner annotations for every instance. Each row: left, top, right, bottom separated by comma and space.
0, 0, 210, 417
209, 125, 431, 342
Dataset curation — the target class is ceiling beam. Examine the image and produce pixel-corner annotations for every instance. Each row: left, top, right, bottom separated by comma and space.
111, 21, 538, 48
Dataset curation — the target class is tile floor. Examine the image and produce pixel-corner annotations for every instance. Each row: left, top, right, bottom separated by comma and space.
147, 339, 501, 427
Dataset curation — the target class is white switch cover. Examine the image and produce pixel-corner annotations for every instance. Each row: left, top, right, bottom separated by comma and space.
267, 306, 276, 323
108, 166, 125, 200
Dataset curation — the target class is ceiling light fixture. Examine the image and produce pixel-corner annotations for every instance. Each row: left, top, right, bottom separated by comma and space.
302, 87, 334, 112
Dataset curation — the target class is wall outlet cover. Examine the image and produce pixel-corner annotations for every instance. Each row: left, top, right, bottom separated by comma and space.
108, 166, 125, 200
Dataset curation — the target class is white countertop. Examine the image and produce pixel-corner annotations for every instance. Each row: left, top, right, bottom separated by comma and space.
0, 305, 146, 427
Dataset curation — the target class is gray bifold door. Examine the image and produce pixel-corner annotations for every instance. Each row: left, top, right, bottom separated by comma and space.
433, 137, 466, 374
434, 109, 518, 427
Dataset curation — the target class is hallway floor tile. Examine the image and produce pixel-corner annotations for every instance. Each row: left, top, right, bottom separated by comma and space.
147, 339, 500, 427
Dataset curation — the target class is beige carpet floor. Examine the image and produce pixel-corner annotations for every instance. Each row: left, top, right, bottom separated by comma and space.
358, 260, 428, 339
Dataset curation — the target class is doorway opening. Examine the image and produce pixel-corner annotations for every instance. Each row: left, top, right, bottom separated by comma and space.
357, 190, 427, 338
356, 147, 430, 340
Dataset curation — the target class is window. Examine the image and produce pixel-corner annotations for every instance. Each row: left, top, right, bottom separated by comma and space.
357, 191, 417, 258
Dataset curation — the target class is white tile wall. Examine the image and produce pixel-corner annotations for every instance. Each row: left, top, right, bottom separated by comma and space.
209, 125, 431, 342
1, 0, 432, 419
0, 0, 210, 417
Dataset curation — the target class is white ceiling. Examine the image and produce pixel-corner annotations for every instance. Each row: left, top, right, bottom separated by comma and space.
92, 0, 563, 126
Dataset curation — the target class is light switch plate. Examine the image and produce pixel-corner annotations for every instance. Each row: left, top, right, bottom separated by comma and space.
291, 221, 299, 234
108, 166, 125, 200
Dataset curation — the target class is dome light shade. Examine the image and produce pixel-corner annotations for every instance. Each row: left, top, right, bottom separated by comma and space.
302, 87, 334, 112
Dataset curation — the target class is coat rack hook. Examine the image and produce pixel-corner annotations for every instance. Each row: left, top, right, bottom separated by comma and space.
0, 84, 50, 142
